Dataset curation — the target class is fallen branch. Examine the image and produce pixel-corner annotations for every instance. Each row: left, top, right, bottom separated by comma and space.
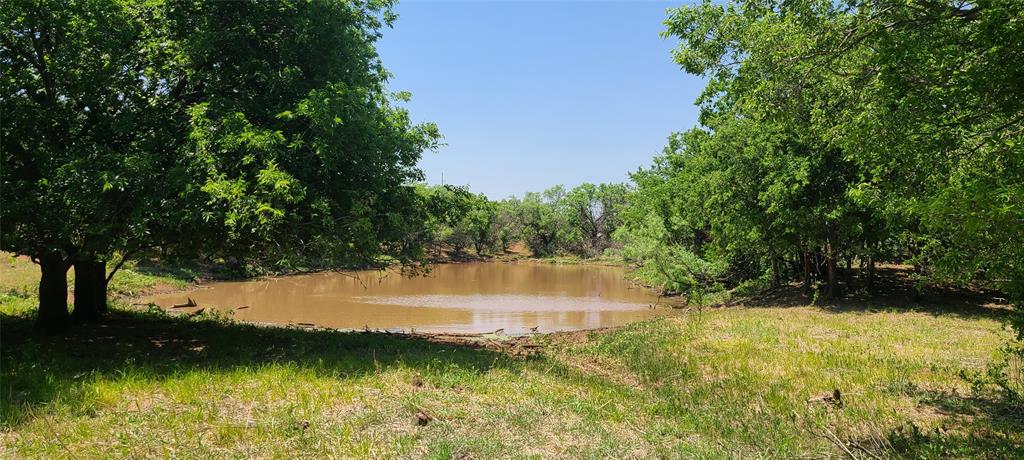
850, 439, 883, 460
822, 427, 858, 460
171, 297, 198, 309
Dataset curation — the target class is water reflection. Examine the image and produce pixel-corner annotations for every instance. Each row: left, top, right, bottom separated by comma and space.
144, 262, 661, 333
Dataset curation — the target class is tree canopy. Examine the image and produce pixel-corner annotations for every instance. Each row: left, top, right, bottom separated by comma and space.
1, 0, 439, 331
616, 0, 1022, 309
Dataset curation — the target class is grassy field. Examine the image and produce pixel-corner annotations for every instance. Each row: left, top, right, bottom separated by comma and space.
1, 257, 1021, 458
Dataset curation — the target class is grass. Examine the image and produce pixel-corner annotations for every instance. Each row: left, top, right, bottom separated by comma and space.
429, 241, 627, 267
2, 257, 1022, 458
0, 254, 192, 320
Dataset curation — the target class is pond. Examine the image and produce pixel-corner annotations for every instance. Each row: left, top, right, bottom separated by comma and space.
144, 262, 663, 334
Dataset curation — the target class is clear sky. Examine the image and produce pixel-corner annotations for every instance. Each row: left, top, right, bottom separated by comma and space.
377, 0, 704, 199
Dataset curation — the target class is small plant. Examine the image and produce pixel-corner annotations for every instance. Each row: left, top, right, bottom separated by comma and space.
145, 303, 169, 318
810, 280, 823, 304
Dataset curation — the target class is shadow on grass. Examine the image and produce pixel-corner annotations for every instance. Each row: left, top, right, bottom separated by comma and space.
871, 387, 1024, 459
729, 266, 1014, 322
0, 308, 527, 429
129, 258, 232, 282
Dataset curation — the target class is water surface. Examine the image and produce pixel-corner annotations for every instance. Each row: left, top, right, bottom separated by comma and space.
145, 262, 662, 333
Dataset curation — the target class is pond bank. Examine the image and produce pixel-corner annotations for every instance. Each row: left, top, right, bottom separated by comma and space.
3, 283, 1020, 458
4, 254, 1020, 458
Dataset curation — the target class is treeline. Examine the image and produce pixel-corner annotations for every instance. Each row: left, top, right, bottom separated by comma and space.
415, 182, 629, 259
614, 0, 1023, 313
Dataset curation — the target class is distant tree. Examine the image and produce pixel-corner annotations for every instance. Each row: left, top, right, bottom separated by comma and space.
516, 186, 574, 257
463, 195, 498, 255
417, 185, 503, 257
563, 183, 628, 257
493, 198, 523, 253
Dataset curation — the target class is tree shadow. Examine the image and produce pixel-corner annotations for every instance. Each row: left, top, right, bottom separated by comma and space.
0, 309, 529, 429
728, 266, 1013, 322
129, 257, 241, 282
858, 386, 1024, 459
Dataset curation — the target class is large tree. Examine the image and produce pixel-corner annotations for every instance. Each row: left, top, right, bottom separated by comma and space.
1, 0, 439, 331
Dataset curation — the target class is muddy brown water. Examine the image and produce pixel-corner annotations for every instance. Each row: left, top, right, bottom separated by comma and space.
144, 262, 663, 334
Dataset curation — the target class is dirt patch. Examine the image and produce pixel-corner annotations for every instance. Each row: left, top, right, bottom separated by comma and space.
542, 327, 618, 346
398, 331, 544, 358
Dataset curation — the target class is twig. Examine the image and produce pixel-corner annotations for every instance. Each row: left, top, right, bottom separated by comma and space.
822, 427, 859, 460
850, 439, 883, 460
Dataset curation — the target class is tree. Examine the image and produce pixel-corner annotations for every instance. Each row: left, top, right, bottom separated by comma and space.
516, 186, 574, 257
563, 183, 629, 257
2, 0, 184, 329
616, 129, 742, 299
654, 0, 1024, 398
418, 184, 475, 256
493, 198, 523, 253
1, 0, 439, 331
622, 0, 1018, 302
463, 194, 498, 255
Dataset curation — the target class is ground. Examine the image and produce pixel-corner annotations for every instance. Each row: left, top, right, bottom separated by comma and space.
1, 256, 1021, 458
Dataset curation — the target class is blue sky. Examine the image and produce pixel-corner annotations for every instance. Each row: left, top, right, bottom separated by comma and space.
377, 1, 704, 199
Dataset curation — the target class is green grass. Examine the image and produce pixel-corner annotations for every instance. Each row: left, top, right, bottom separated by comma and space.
2, 257, 1022, 458
528, 253, 625, 267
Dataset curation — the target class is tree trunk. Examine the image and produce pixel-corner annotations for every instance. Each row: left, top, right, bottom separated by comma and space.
73, 259, 108, 322
867, 256, 875, 292
845, 257, 854, 291
826, 257, 837, 299
911, 263, 922, 302
771, 256, 781, 288
825, 238, 837, 299
802, 251, 812, 294
36, 253, 71, 333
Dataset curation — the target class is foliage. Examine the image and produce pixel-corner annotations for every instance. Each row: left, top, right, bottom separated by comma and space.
1, 0, 439, 328
515, 186, 574, 257
617, 212, 727, 303
493, 198, 523, 253
414, 182, 629, 260
617, 0, 1023, 313
561, 182, 629, 257
417, 185, 497, 256
965, 342, 1024, 410
514, 183, 628, 258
